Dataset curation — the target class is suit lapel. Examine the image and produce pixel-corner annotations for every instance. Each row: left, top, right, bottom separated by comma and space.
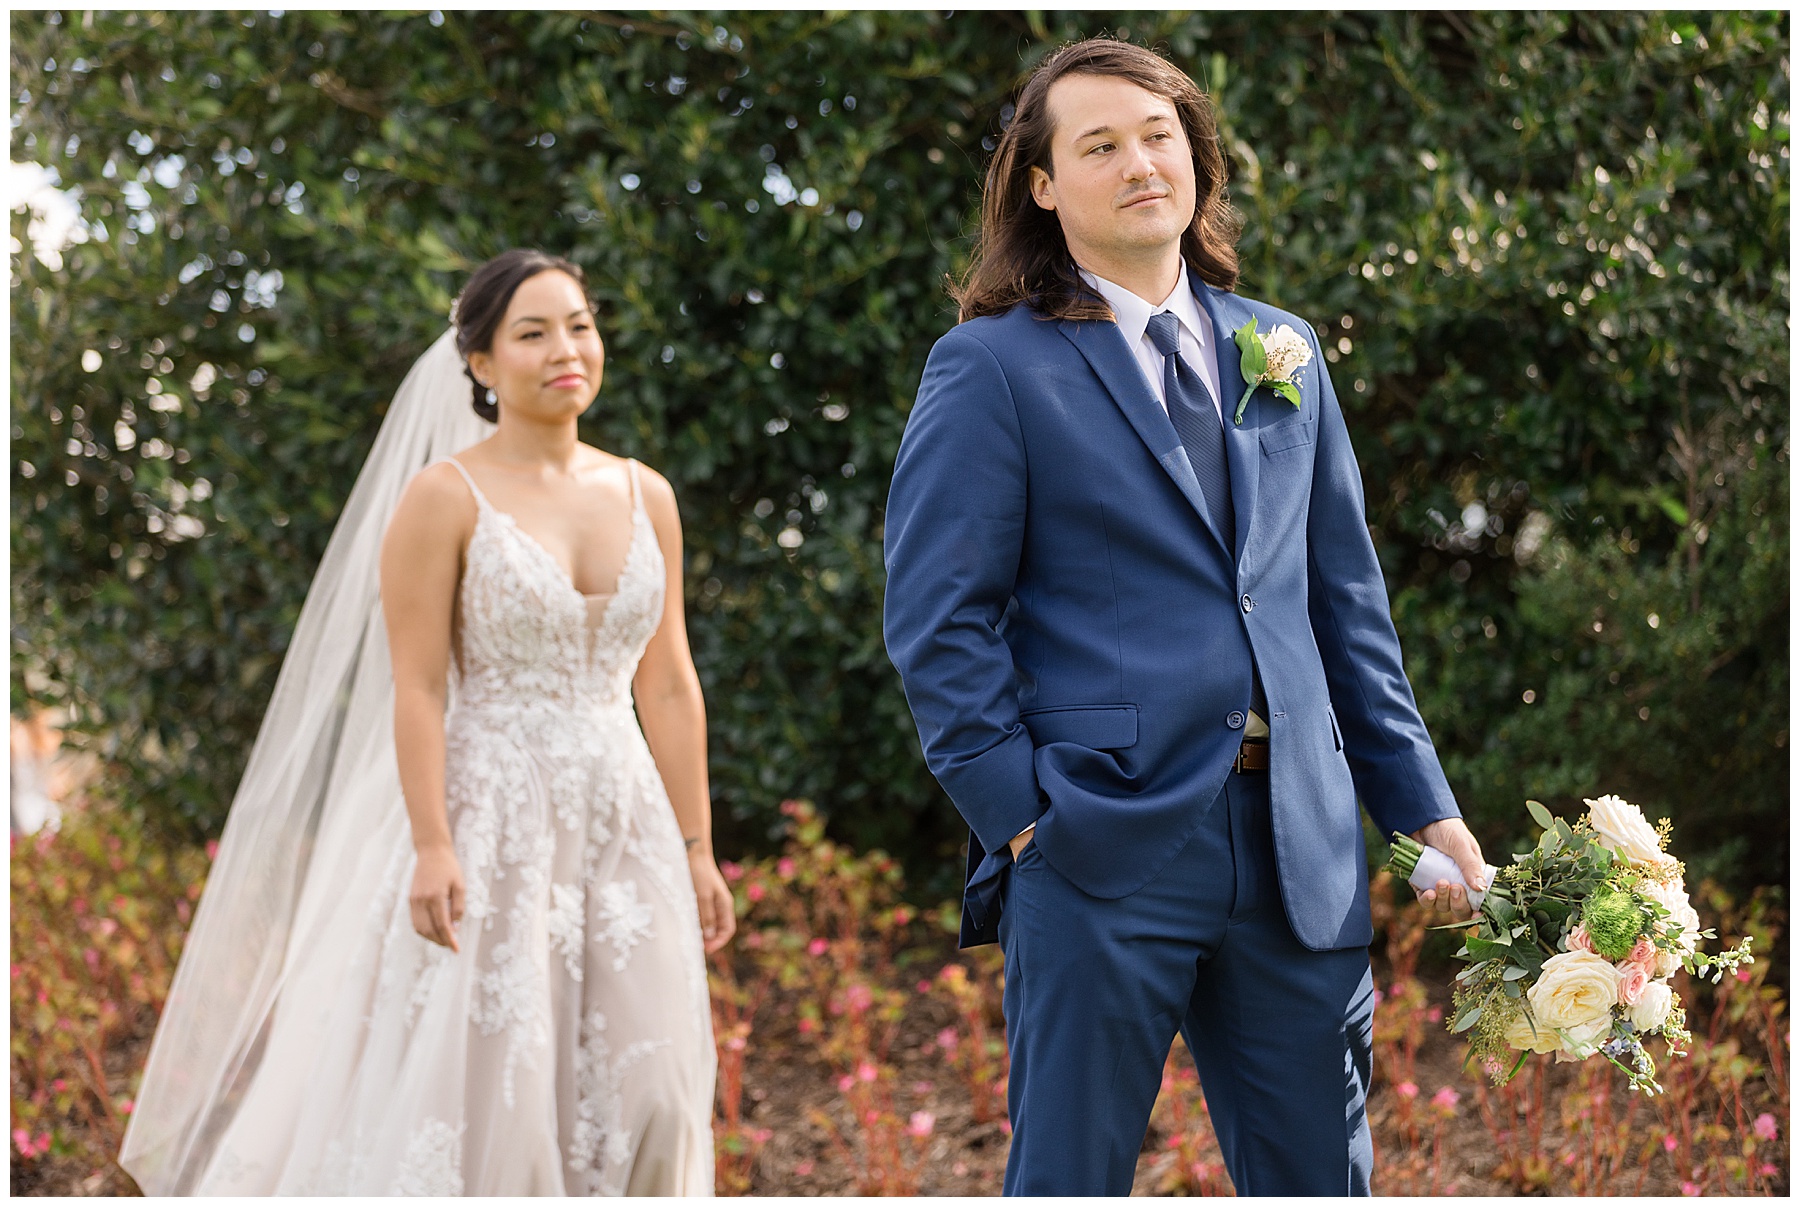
1056, 319, 1231, 557
1195, 281, 1260, 572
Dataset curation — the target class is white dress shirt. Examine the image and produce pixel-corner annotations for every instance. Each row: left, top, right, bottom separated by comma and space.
1080, 263, 1225, 421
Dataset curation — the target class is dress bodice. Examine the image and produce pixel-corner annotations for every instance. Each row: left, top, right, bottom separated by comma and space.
442, 458, 666, 719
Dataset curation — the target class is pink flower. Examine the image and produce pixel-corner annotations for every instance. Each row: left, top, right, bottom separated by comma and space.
1000, 1120, 1012, 1136
1617, 961, 1651, 1006
745, 883, 765, 903
1663, 1135, 1678, 1152
917, 980, 932, 993
205, 840, 220, 861
794, 1160, 815, 1177
1430, 1086, 1460, 1112
893, 906, 914, 926
845, 984, 874, 1012
50, 1079, 66, 1092
119, 1099, 134, 1114
1761, 1163, 1779, 1177
1753, 1113, 1779, 1142
1737, 968, 1753, 983
724, 1035, 747, 1052
857, 1060, 878, 1083
798, 1017, 816, 1035
913, 1080, 934, 1094
12, 1129, 31, 1155
906, 1110, 935, 1137
1426, 1006, 1443, 1023
1681, 1182, 1700, 1196
1372, 986, 1385, 1006
1627, 937, 1657, 968
864, 1109, 880, 1125
837, 1075, 855, 1092
1396, 1081, 1419, 1100
719, 860, 743, 882
776, 857, 797, 880
937, 1027, 959, 1051
1568, 924, 1596, 954
807, 938, 828, 956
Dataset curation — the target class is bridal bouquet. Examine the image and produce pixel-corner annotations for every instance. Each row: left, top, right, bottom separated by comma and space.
1388, 795, 1755, 1096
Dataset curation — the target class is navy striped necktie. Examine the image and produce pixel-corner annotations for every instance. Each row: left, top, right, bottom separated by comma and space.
1146, 311, 1234, 553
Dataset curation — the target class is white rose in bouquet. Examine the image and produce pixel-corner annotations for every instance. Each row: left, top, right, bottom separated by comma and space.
1584, 794, 1675, 868
1528, 950, 1621, 1032
1640, 876, 1702, 975
1504, 1010, 1562, 1054
1559, 1013, 1614, 1058
1624, 980, 1675, 1032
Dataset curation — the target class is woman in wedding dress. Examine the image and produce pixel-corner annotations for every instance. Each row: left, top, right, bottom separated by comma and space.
119, 250, 731, 1195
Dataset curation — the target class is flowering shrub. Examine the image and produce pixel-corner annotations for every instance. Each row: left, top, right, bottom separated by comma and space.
10, 806, 211, 1194
12, 793, 1788, 1197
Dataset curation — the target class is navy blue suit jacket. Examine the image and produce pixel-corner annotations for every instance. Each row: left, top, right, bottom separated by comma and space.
882, 274, 1461, 951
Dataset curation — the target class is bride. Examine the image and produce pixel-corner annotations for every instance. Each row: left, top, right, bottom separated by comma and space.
119, 249, 733, 1195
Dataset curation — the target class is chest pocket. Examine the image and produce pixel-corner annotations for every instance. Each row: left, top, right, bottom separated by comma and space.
1260, 415, 1316, 455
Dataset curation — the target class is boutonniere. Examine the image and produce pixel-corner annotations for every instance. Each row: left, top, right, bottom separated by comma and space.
1230, 321, 1313, 425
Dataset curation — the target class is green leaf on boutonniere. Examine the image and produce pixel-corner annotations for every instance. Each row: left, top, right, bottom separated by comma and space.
1231, 320, 1265, 426
1233, 319, 1266, 380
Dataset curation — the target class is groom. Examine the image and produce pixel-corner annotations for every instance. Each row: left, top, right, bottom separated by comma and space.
883, 39, 1488, 1195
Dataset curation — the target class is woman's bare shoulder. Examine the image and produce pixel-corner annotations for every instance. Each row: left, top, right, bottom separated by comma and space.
389, 459, 479, 538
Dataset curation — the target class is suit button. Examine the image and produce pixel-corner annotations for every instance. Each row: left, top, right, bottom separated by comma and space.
1241, 594, 1255, 613
1226, 711, 1246, 730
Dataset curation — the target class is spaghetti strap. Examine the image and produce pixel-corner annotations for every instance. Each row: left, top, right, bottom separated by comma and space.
626, 458, 644, 513
441, 457, 491, 511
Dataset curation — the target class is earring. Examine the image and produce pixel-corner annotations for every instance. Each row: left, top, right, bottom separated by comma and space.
485, 388, 497, 405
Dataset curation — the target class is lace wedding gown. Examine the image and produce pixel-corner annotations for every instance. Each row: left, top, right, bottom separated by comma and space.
193, 457, 715, 1195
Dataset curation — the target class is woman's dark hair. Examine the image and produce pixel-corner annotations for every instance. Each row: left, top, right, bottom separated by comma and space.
951, 38, 1242, 323
452, 249, 592, 421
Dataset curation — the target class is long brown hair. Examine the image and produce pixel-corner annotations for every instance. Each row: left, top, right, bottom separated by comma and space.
951, 38, 1242, 323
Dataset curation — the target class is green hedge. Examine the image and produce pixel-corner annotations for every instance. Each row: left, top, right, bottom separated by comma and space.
12, 12, 1786, 897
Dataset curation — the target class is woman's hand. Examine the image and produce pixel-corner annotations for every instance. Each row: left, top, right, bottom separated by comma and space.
410, 843, 466, 952
688, 848, 737, 954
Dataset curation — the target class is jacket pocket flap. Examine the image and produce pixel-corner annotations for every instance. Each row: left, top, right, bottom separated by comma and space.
1020, 704, 1139, 750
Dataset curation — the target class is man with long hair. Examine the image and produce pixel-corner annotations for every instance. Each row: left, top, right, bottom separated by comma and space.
884, 38, 1488, 1194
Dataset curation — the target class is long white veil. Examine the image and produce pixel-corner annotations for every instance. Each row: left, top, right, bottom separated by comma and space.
119, 330, 492, 1194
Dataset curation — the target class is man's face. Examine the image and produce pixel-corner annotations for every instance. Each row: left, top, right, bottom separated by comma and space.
1030, 73, 1197, 271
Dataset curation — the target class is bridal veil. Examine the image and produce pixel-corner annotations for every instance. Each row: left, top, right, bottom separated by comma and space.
118, 330, 491, 1194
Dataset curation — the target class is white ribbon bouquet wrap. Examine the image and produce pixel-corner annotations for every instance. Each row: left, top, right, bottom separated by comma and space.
1388, 833, 1498, 911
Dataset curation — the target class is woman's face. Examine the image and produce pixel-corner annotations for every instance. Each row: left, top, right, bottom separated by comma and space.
468, 270, 605, 423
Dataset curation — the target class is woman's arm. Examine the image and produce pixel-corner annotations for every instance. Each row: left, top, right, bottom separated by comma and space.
379, 463, 475, 951
632, 465, 736, 953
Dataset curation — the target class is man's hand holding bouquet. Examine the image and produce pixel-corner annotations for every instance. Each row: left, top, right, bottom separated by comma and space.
1389, 795, 1754, 1095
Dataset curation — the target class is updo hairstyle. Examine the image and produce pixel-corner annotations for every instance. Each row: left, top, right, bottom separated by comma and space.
451, 249, 593, 422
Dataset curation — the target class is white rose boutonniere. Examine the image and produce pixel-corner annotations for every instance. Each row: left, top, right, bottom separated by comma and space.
1230, 320, 1312, 425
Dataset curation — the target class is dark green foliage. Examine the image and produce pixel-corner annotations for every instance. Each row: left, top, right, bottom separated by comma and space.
11, 12, 1786, 895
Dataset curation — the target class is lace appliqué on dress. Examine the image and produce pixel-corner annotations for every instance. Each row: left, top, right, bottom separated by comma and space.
569, 1011, 670, 1187
389, 1120, 465, 1196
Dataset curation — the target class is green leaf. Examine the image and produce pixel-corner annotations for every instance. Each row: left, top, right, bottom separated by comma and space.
1451, 1006, 1482, 1033
1233, 319, 1267, 381
1274, 380, 1302, 408
1526, 799, 1557, 831
1502, 964, 1530, 981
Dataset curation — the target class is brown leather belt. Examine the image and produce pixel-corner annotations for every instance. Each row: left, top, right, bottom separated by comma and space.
1233, 739, 1270, 774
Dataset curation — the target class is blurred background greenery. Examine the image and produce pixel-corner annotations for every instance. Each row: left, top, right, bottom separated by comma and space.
10, 11, 1787, 900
